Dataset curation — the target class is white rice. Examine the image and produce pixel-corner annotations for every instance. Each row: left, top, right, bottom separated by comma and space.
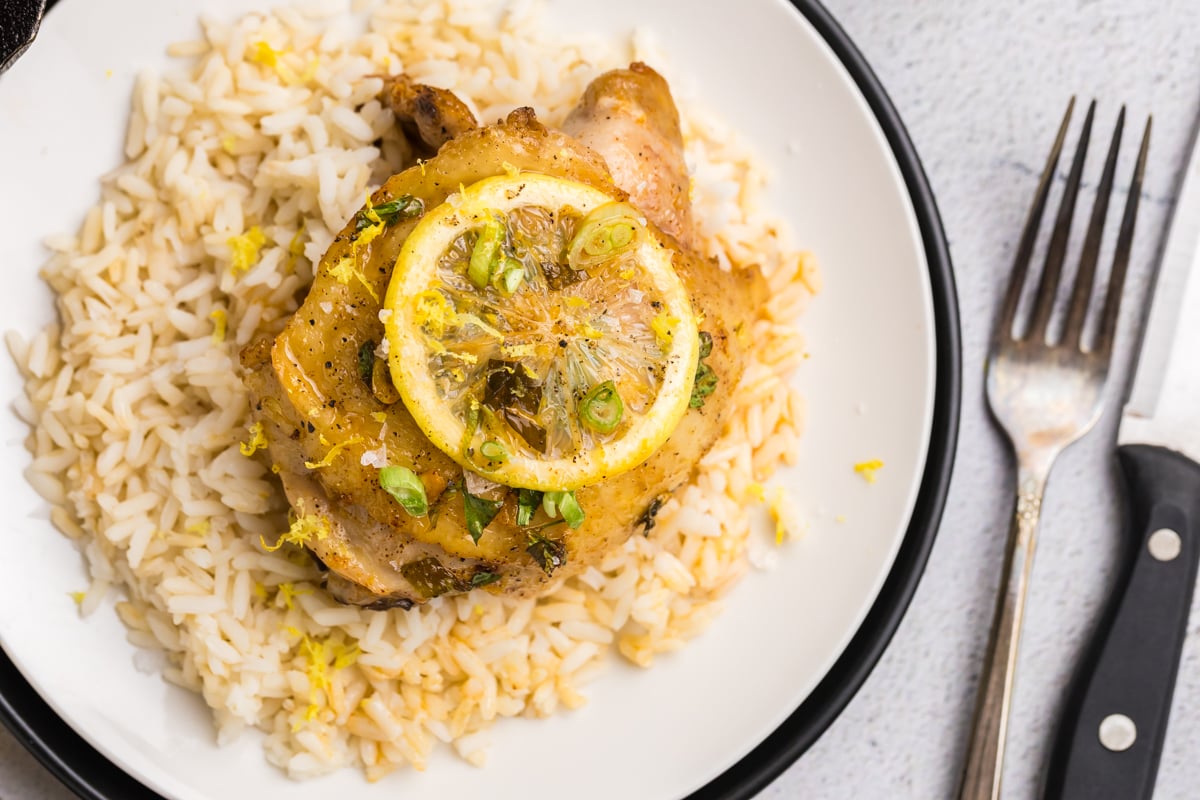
11, 0, 817, 781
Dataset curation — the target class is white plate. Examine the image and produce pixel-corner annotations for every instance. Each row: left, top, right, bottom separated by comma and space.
0, 0, 956, 797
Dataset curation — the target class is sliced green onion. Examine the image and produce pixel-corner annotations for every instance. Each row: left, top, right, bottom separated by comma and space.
698, 330, 713, 360
579, 380, 624, 434
566, 202, 643, 270
379, 466, 428, 517
494, 257, 525, 295
543, 490, 585, 529
517, 488, 543, 526
479, 440, 508, 463
372, 195, 424, 227
463, 488, 503, 544
468, 219, 505, 290
355, 194, 424, 231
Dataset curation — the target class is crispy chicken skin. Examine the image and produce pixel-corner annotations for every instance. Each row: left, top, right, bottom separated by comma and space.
241, 69, 766, 607
381, 74, 479, 157
563, 62, 696, 251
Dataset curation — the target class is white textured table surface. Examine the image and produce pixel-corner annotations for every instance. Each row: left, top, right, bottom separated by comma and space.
3, 1, 1200, 798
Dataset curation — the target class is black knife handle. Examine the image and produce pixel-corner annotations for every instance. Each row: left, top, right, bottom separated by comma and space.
0, 0, 46, 76
1043, 444, 1200, 800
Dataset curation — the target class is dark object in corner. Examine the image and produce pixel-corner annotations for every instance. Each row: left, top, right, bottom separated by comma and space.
0, 0, 46, 76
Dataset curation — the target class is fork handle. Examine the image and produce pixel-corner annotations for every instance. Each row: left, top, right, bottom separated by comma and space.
1042, 444, 1200, 799
957, 461, 1051, 800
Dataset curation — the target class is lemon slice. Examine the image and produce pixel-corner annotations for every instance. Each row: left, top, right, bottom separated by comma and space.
384, 172, 699, 491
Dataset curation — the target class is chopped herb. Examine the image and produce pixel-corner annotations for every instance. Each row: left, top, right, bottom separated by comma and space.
358, 340, 375, 386
470, 571, 501, 587
516, 488, 544, 526
463, 488, 503, 544
689, 331, 718, 409
355, 194, 423, 231
379, 466, 428, 516
579, 380, 623, 434
636, 493, 671, 536
526, 530, 566, 575
543, 490, 585, 529
483, 360, 546, 452
400, 557, 465, 598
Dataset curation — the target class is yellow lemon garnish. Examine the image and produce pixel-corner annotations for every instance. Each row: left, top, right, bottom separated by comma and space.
210, 308, 227, 343
228, 226, 267, 275
239, 421, 267, 456
854, 459, 884, 484
304, 434, 364, 469
384, 173, 698, 491
250, 41, 279, 67
260, 513, 331, 552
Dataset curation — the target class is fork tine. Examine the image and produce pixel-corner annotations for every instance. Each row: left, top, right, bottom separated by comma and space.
995, 97, 1075, 342
1094, 116, 1152, 357
1062, 107, 1125, 350
1026, 100, 1097, 342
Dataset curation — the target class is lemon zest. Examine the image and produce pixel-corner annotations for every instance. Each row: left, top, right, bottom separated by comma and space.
209, 309, 227, 343
331, 641, 361, 670
228, 226, 267, 276
276, 582, 310, 611
651, 312, 679, 347
270, 463, 282, 474
853, 459, 884, 484
250, 41, 280, 68
747, 482, 766, 502
285, 222, 306, 271
371, 412, 388, 423
239, 422, 268, 456
355, 192, 387, 249
304, 434, 364, 469
252, 582, 268, 600
565, 296, 589, 309
768, 488, 789, 545
260, 513, 331, 552
285, 625, 301, 637
219, 134, 236, 154
619, 268, 634, 280
295, 635, 357, 727
329, 257, 380, 302
500, 161, 520, 177
185, 519, 210, 535
297, 56, 320, 85
579, 323, 604, 339
413, 290, 452, 338
69, 591, 86, 606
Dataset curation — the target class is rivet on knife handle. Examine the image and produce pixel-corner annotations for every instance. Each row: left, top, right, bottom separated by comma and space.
1042, 444, 1200, 800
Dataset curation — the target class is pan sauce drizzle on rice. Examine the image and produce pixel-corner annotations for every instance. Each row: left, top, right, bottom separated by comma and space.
10, 0, 817, 779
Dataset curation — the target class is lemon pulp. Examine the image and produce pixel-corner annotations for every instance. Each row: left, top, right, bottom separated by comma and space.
385, 173, 698, 491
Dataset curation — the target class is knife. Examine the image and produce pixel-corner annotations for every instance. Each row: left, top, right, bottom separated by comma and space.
0, 0, 46, 77
1043, 112, 1200, 799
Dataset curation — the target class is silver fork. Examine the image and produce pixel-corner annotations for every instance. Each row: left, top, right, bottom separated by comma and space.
957, 98, 1152, 800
